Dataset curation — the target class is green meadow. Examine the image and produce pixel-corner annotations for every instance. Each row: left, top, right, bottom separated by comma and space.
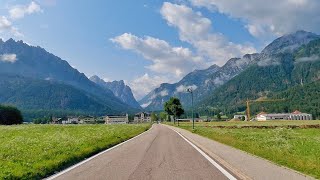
171, 120, 320, 179
0, 124, 150, 179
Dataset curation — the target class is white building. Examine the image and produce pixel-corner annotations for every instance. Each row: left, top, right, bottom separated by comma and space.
233, 115, 247, 121
256, 110, 312, 121
105, 114, 129, 124
61, 117, 79, 124
134, 112, 151, 123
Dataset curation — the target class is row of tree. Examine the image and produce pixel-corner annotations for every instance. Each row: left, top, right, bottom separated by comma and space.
0, 105, 23, 125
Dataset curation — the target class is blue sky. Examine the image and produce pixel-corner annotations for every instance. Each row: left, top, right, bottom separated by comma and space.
1, 0, 319, 99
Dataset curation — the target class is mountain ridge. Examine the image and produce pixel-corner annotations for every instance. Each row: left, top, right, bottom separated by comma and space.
0, 39, 135, 115
90, 75, 141, 109
139, 30, 320, 111
198, 37, 320, 118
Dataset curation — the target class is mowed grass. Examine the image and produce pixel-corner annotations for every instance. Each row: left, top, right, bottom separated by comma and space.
0, 124, 150, 179
171, 120, 320, 179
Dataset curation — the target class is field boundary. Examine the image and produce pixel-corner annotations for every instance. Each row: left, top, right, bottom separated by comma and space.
46, 125, 153, 180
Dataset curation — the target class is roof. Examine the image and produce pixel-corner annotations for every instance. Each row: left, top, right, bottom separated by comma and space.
135, 112, 151, 116
292, 110, 302, 114
260, 113, 311, 117
257, 112, 267, 116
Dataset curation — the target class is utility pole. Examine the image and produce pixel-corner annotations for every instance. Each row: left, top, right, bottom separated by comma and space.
187, 88, 194, 129
246, 99, 250, 121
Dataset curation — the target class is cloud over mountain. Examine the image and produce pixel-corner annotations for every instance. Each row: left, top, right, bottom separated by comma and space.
9, 1, 42, 20
0, 1, 42, 38
160, 2, 256, 66
111, 33, 206, 78
189, 0, 320, 39
0, 53, 17, 63
111, 2, 257, 98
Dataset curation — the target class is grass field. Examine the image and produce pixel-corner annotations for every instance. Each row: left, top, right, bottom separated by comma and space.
178, 120, 320, 127
170, 120, 320, 179
0, 124, 150, 179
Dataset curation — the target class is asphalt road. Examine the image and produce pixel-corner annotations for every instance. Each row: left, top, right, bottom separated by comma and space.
52, 124, 231, 180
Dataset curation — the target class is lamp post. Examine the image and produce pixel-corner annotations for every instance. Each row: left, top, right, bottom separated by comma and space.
187, 88, 194, 129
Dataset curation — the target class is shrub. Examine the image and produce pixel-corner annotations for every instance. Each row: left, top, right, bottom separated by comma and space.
0, 105, 23, 125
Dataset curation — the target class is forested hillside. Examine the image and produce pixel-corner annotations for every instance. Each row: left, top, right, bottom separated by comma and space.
0, 39, 136, 117
199, 39, 320, 118
0, 74, 121, 120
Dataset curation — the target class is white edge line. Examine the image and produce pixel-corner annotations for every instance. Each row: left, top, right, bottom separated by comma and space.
172, 129, 237, 180
46, 125, 153, 180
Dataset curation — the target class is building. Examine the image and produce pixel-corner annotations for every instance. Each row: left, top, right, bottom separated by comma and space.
95, 116, 105, 124
105, 114, 129, 124
79, 116, 95, 124
256, 110, 312, 121
233, 115, 247, 121
51, 117, 62, 124
62, 117, 79, 124
134, 112, 151, 123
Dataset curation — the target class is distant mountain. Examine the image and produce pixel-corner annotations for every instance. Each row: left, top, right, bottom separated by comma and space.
139, 64, 221, 110
140, 30, 320, 111
0, 39, 135, 115
0, 74, 111, 120
90, 75, 141, 109
140, 54, 260, 110
199, 37, 320, 118
262, 30, 320, 54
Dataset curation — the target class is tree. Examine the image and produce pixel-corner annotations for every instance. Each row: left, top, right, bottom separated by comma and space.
0, 105, 23, 125
164, 97, 185, 124
217, 113, 221, 121
159, 112, 167, 122
151, 112, 158, 122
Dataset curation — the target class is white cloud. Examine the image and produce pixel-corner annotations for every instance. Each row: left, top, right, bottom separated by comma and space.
213, 77, 224, 85
141, 101, 152, 108
0, 16, 23, 38
127, 73, 172, 100
111, 33, 206, 78
160, 90, 168, 97
0, 1, 41, 38
0, 16, 11, 31
9, 1, 42, 20
103, 77, 112, 82
112, 2, 257, 99
188, 0, 320, 39
0, 53, 18, 63
296, 55, 320, 63
176, 84, 198, 93
160, 2, 256, 66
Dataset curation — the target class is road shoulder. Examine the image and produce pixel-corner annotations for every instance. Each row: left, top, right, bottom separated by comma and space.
164, 124, 315, 180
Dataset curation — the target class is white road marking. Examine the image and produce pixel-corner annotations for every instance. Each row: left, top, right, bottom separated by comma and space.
46, 126, 153, 180
172, 128, 237, 180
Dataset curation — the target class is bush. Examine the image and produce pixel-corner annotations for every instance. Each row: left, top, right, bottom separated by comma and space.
0, 105, 23, 125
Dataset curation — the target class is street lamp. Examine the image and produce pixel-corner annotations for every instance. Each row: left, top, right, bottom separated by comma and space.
187, 88, 194, 129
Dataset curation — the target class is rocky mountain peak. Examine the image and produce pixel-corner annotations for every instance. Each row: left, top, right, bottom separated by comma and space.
262, 30, 320, 54
90, 75, 141, 109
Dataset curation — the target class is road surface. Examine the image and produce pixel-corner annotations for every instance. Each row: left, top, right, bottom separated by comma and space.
52, 124, 233, 180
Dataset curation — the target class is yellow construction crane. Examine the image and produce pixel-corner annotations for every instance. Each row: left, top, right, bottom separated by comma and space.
246, 98, 285, 121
